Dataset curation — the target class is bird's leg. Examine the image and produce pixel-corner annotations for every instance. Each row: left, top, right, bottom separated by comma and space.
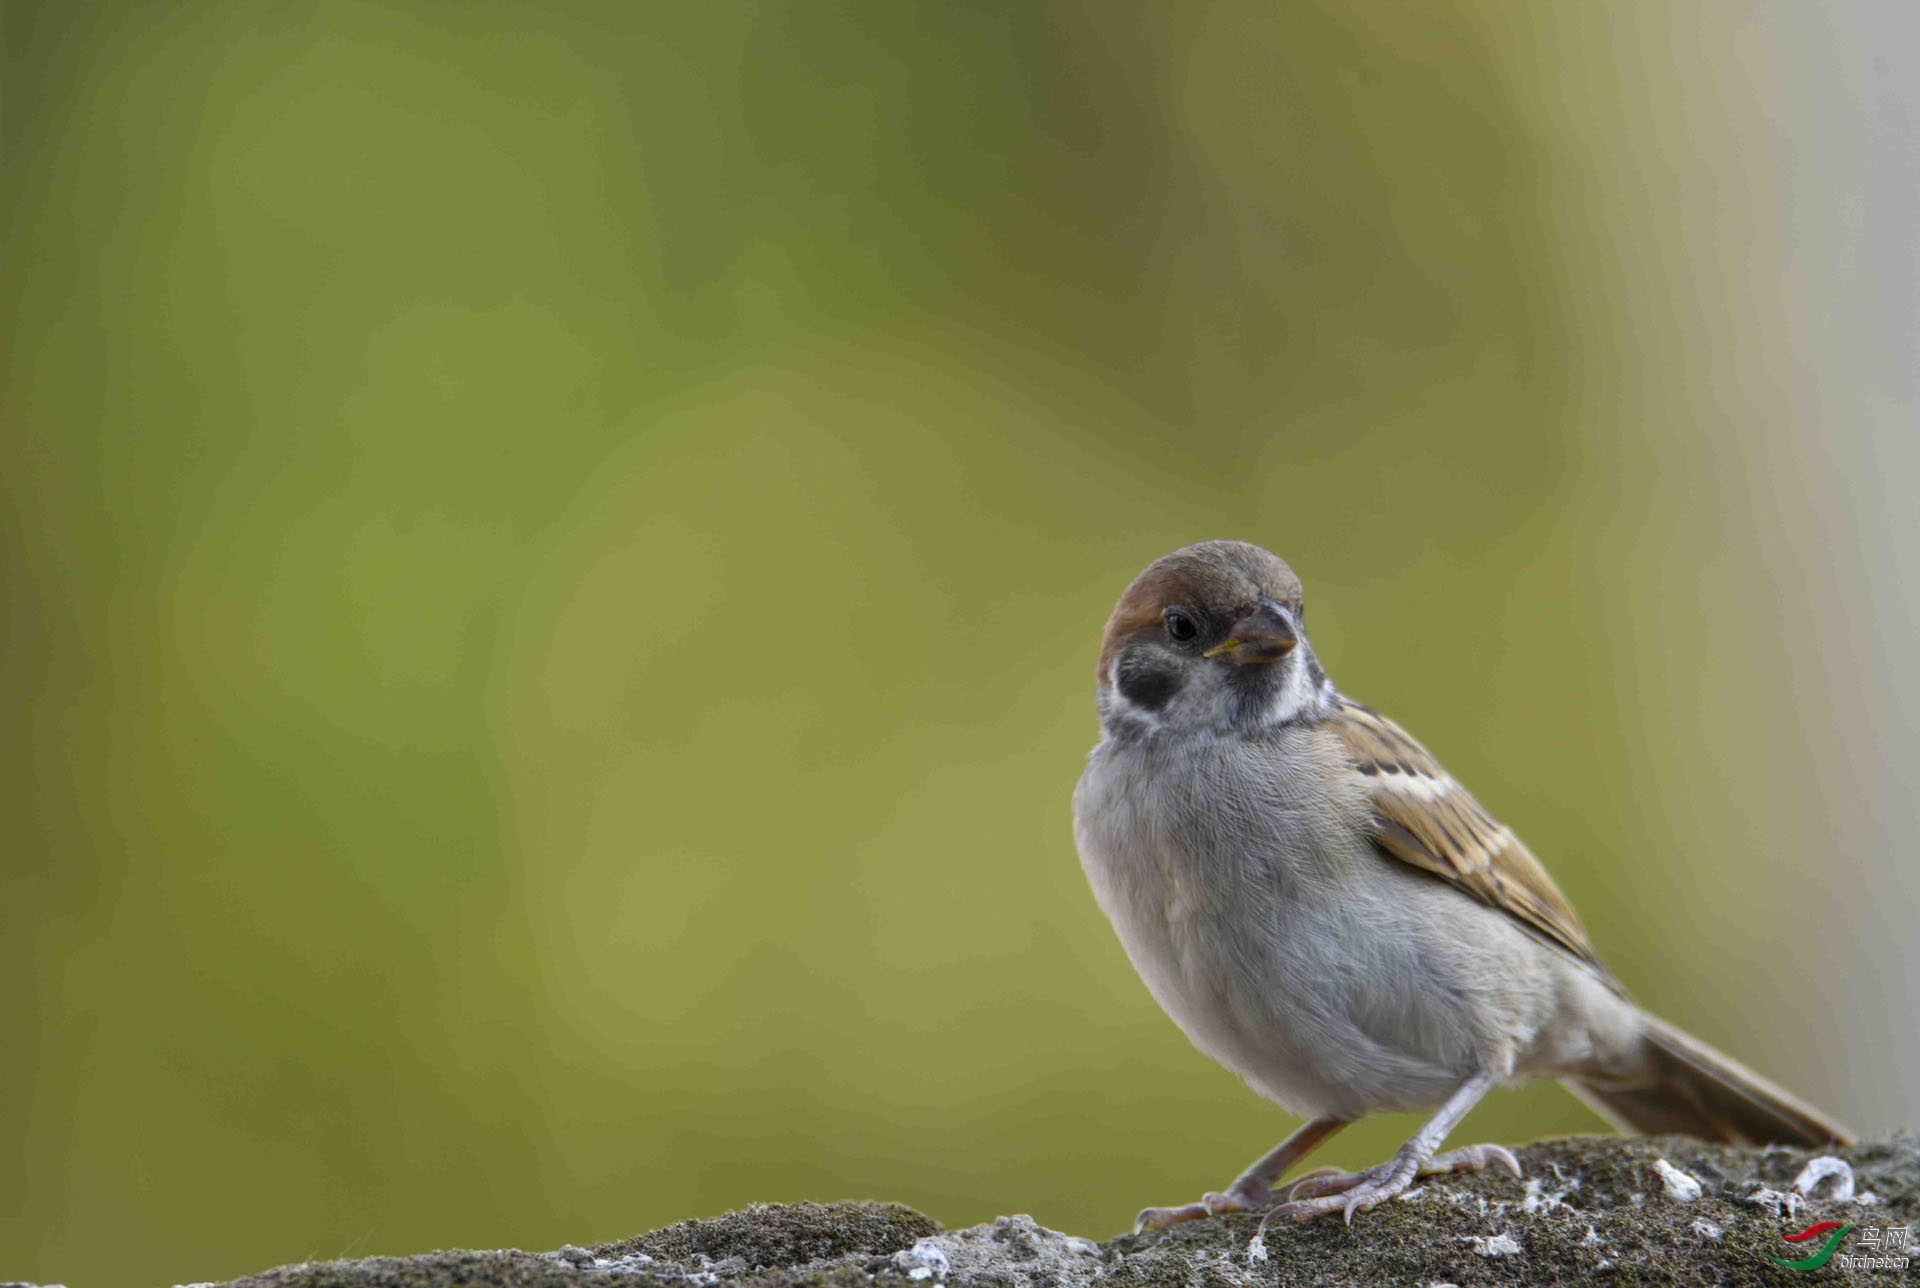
1134, 1116, 1348, 1232
1273, 1070, 1520, 1223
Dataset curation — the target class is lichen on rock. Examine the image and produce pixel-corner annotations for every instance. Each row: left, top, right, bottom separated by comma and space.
177, 1134, 1916, 1288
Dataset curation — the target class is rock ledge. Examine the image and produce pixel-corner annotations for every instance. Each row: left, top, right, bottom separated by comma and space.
172, 1135, 1917, 1288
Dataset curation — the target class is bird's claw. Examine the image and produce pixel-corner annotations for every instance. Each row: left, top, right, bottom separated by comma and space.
1133, 1181, 1271, 1232
1137, 1140, 1521, 1229
1276, 1141, 1522, 1221
1440, 1142, 1522, 1178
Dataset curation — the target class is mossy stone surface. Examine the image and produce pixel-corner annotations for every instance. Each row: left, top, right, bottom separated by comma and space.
179, 1135, 1915, 1288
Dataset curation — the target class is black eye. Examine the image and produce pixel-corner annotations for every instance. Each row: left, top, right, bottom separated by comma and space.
1163, 608, 1198, 641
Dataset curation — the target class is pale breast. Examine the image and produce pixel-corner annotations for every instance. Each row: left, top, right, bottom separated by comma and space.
1073, 727, 1557, 1119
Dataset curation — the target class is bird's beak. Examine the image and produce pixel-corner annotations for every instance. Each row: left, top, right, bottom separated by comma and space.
1203, 600, 1299, 663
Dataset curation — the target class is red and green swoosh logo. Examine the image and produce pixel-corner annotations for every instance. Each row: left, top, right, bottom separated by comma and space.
1770, 1220, 1855, 1270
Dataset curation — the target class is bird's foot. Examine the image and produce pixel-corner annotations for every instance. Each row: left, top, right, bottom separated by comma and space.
1134, 1177, 1273, 1232
1275, 1142, 1520, 1223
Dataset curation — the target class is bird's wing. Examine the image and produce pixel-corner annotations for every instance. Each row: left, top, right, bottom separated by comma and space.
1324, 696, 1614, 981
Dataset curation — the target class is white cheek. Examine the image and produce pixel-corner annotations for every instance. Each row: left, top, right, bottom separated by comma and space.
1265, 654, 1327, 724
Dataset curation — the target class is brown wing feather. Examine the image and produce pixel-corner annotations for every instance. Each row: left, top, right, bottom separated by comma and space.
1327, 697, 1613, 981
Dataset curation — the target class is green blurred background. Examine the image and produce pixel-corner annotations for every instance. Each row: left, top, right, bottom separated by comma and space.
5, 3, 1916, 1284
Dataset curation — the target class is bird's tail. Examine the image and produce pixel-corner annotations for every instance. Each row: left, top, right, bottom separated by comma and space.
1565, 1011, 1853, 1149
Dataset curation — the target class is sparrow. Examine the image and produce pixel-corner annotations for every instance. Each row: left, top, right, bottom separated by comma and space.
1072, 540, 1852, 1228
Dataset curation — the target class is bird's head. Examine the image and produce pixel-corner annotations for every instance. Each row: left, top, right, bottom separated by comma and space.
1095, 540, 1331, 737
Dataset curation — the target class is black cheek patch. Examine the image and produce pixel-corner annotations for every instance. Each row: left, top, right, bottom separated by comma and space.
1115, 650, 1183, 711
